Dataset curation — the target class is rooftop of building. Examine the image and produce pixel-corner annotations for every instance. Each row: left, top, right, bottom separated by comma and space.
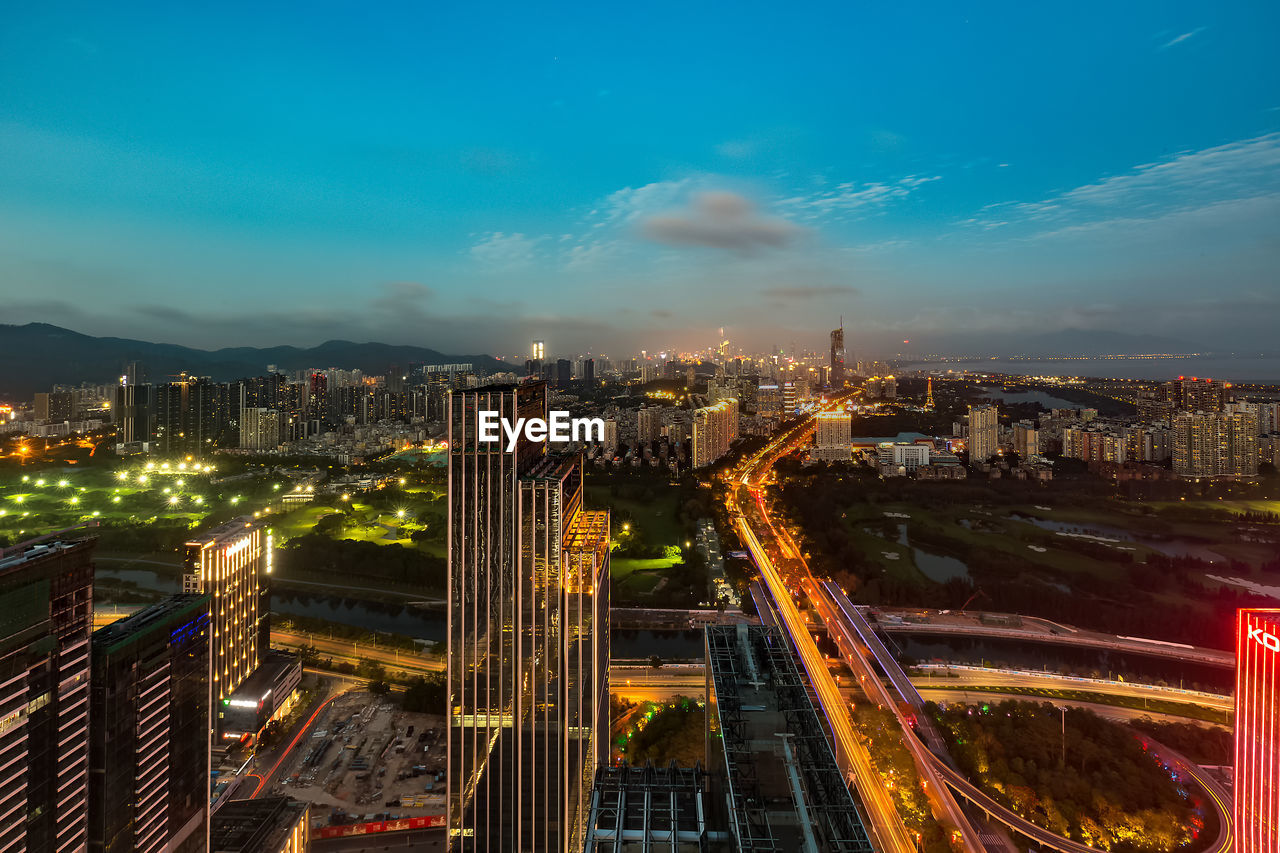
186, 516, 261, 547
0, 537, 96, 576
584, 764, 712, 852
223, 650, 300, 706
210, 797, 308, 853
92, 593, 208, 654
706, 624, 874, 853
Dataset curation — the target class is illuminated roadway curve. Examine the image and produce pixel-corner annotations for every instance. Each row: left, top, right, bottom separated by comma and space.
727, 401, 1231, 853
729, 401, 955, 853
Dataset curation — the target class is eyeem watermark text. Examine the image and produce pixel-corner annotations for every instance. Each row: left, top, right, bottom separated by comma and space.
478, 410, 604, 451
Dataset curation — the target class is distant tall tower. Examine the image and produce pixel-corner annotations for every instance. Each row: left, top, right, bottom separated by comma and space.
829, 320, 846, 387
926, 376, 935, 409
532, 340, 545, 361
447, 382, 610, 852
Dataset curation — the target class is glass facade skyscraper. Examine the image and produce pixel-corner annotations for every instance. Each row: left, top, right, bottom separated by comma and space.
89, 594, 211, 853
447, 382, 610, 852
0, 539, 95, 852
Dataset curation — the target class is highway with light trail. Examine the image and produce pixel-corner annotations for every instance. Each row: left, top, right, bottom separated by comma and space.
727, 397, 955, 853
722, 394, 1234, 853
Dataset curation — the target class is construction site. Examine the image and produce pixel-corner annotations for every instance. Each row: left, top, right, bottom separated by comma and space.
276, 691, 447, 824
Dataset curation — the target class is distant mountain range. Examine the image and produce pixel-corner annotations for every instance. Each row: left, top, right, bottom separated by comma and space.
0, 323, 507, 399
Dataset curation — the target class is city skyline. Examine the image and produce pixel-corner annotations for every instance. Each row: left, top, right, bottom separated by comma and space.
2, 2, 1278, 354
1, 4, 1277, 850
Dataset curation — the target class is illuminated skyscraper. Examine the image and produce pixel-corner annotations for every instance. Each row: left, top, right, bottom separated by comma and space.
829, 322, 845, 386
239, 407, 281, 451
90, 594, 211, 853
1171, 409, 1258, 479
447, 382, 610, 852
1236, 608, 1280, 853
967, 404, 998, 465
691, 399, 739, 468
0, 539, 95, 852
813, 410, 852, 462
183, 518, 270, 701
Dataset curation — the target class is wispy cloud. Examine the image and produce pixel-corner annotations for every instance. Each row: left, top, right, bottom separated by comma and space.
468, 232, 544, 270
963, 132, 1280, 236
1160, 27, 1205, 50
759, 284, 859, 299
777, 175, 939, 222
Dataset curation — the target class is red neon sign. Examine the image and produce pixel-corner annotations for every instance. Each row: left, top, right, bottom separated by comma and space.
1236, 609, 1280, 852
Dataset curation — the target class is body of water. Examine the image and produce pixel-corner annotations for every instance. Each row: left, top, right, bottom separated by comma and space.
913, 356, 1280, 384
977, 386, 1085, 411
893, 525, 970, 583
1011, 514, 1227, 563
865, 524, 972, 583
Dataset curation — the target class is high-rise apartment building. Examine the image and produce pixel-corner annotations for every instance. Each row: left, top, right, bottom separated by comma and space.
1166, 376, 1227, 412
967, 404, 998, 465
154, 375, 233, 455
813, 410, 851, 462
582, 358, 595, 386
691, 399, 739, 468
183, 518, 270, 701
240, 408, 281, 452
1171, 410, 1258, 479
90, 594, 211, 853
0, 539, 95, 852
636, 406, 663, 446
114, 382, 153, 446
447, 383, 610, 852
1235, 608, 1280, 853
34, 391, 75, 423
1012, 421, 1039, 460
755, 384, 781, 418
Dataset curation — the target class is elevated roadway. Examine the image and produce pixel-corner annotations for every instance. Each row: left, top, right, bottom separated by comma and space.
729, 394, 981, 853
727, 397, 1232, 853
874, 609, 1233, 669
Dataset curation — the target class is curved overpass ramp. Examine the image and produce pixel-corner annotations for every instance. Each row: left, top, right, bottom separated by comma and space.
926, 736, 1231, 853
876, 611, 1233, 669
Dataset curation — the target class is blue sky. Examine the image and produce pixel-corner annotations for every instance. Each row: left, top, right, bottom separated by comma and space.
1, 1, 1277, 357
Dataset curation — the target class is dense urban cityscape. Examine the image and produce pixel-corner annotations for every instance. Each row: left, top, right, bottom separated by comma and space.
3, 2, 1279, 851
1, 323, 1278, 851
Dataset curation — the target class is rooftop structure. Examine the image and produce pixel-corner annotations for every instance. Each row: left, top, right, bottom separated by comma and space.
705, 624, 874, 853
584, 764, 715, 852
210, 797, 309, 853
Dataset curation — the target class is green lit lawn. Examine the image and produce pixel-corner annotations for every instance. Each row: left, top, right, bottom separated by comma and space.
0, 462, 263, 541
584, 486, 683, 545
612, 556, 685, 597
